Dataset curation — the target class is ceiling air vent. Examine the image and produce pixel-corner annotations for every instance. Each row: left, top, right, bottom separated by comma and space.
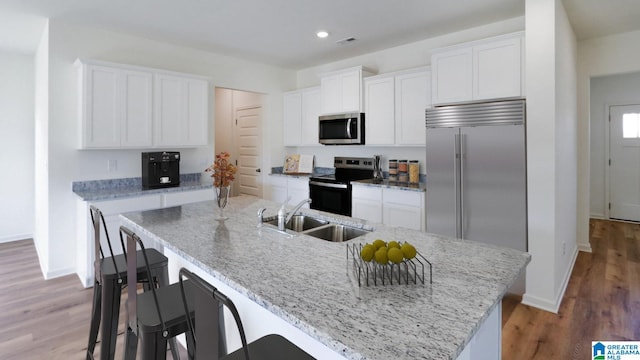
336, 37, 357, 45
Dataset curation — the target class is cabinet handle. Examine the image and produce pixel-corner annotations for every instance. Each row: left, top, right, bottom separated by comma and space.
255, 168, 261, 173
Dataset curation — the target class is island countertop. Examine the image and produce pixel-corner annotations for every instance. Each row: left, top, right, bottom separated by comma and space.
120, 195, 529, 360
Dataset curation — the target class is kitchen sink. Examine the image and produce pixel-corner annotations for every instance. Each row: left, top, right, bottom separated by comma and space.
264, 215, 328, 232
302, 224, 369, 242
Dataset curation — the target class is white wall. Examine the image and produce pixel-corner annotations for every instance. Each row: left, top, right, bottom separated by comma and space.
589, 72, 640, 218
523, 0, 558, 311
33, 22, 49, 273
296, 17, 525, 88
0, 52, 35, 243
39, 20, 295, 279
522, 0, 578, 313
553, 0, 578, 303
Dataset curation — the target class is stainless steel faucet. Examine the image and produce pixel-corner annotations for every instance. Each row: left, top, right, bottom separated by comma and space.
278, 198, 312, 231
257, 208, 267, 225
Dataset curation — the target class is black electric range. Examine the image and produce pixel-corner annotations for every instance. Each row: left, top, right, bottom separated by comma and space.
309, 157, 374, 216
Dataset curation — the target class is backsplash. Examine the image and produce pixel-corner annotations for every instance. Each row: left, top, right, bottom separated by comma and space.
72, 173, 202, 192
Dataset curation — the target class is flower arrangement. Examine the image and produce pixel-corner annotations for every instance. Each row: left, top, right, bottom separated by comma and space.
205, 152, 237, 187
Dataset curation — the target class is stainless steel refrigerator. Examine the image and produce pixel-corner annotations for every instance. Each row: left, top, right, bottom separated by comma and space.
425, 99, 527, 292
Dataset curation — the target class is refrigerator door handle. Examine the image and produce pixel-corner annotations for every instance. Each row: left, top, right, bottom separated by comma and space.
454, 133, 462, 238
460, 133, 466, 239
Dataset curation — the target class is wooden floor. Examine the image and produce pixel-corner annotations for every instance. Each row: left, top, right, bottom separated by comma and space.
0, 219, 638, 359
502, 219, 640, 359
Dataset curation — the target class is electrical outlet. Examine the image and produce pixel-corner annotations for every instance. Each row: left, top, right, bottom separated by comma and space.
108, 159, 117, 172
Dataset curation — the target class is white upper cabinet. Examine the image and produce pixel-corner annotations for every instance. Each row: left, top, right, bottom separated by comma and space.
283, 91, 303, 146
283, 87, 320, 146
76, 59, 208, 149
154, 74, 208, 147
320, 66, 370, 114
364, 76, 395, 145
395, 69, 431, 145
473, 36, 523, 101
301, 88, 320, 145
363, 67, 431, 146
431, 48, 473, 105
431, 32, 524, 106
77, 62, 153, 148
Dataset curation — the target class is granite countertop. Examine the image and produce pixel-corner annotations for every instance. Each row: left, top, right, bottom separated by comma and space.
352, 179, 426, 192
120, 195, 529, 360
72, 173, 212, 201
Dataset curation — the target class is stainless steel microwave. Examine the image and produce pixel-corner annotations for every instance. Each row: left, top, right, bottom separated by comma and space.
318, 112, 365, 145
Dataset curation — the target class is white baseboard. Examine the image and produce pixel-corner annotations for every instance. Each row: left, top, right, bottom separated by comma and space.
590, 213, 605, 220
578, 243, 592, 253
43, 266, 76, 280
522, 245, 579, 313
0, 233, 33, 244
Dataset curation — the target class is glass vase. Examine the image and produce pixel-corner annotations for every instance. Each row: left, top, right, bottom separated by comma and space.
214, 185, 231, 220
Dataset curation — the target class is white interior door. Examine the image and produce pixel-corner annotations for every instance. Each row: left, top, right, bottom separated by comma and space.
235, 106, 262, 197
609, 104, 640, 222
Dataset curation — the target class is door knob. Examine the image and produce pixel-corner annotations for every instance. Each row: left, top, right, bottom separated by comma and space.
255, 168, 261, 173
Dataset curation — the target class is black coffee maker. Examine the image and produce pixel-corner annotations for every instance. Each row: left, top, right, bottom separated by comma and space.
142, 152, 180, 189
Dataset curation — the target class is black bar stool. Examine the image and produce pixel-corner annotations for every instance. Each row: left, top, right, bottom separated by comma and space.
121, 226, 196, 360
85, 206, 173, 360
178, 268, 317, 360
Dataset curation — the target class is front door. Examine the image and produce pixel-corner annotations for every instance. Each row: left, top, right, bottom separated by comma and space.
609, 104, 640, 222
235, 106, 262, 197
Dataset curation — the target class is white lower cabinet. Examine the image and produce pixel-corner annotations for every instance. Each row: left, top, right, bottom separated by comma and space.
352, 186, 383, 223
352, 184, 425, 231
265, 175, 309, 208
76, 188, 214, 288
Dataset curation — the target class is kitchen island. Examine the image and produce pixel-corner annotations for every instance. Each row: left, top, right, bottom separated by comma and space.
120, 195, 529, 360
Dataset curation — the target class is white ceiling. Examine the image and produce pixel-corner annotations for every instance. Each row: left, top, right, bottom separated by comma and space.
0, 0, 639, 69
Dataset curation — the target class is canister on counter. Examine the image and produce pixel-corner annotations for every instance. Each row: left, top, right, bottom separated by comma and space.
409, 160, 420, 184
388, 159, 398, 177
398, 172, 408, 183
398, 160, 408, 173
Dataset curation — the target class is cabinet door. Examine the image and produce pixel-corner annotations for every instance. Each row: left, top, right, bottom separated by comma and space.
154, 74, 185, 146
383, 189, 425, 231
473, 37, 522, 100
283, 91, 302, 146
353, 199, 383, 223
352, 185, 383, 223
320, 69, 362, 114
287, 178, 310, 208
364, 76, 395, 145
120, 70, 153, 147
300, 88, 320, 145
266, 176, 288, 203
163, 189, 215, 207
431, 48, 473, 105
320, 75, 341, 114
395, 70, 431, 145
154, 75, 208, 147
83, 65, 120, 148
184, 79, 208, 146
383, 203, 423, 231
341, 70, 361, 113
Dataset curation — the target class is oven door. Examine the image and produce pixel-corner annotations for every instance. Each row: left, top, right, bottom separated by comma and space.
309, 181, 351, 216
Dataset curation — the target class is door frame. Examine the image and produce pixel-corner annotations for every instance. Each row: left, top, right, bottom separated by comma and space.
604, 102, 640, 220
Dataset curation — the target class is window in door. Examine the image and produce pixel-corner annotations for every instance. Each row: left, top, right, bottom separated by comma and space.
623, 112, 640, 138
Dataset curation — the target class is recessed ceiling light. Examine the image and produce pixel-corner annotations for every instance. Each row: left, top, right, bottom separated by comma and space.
316, 31, 329, 38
